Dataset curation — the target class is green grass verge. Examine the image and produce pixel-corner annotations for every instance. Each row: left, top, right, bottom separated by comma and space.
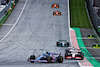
70, 0, 91, 28
0, 10, 11, 26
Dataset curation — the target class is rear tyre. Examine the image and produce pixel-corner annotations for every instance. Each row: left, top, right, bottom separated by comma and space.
65, 49, 72, 59
66, 42, 69, 46
58, 5, 59, 8
30, 55, 35, 60
65, 54, 67, 59
30, 55, 35, 63
65, 49, 70, 53
78, 52, 84, 60
65, 52, 69, 59
65, 44, 69, 47
57, 56, 63, 63
60, 43, 62, 47
80, 53, 84, 60
56, 42, 59, 46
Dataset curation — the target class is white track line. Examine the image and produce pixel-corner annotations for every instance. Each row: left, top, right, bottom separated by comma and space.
0, 0, 28, 42
2, 24, 14, 25
86, 57, 100, 59
67, 0, 72, 46
77, 60, 93, 67
67, 0, 80, 66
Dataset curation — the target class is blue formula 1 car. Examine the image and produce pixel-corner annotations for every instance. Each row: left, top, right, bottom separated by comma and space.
57, 40, 69, 47
28, 52, 63, 63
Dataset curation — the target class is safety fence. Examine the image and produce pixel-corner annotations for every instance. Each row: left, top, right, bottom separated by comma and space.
84, 0, 100, 43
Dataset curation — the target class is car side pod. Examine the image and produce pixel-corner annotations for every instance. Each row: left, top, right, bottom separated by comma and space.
53, 11, 61, 16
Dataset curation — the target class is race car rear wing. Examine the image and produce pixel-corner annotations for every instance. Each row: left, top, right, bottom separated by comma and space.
50, 52, 61, 55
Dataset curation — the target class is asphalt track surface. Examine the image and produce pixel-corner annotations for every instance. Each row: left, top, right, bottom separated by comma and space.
0, 0, 79, 67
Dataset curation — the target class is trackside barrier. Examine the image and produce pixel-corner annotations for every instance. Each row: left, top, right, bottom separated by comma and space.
84, 0, 100, 44
85, 0, 100, 35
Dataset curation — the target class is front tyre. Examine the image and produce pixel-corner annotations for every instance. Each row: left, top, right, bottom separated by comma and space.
80, 53, 84, 60
57, 56, 63, 63
78, 52, 84, 60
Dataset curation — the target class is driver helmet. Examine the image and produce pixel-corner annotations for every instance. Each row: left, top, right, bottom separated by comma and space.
46, 51, 48, 54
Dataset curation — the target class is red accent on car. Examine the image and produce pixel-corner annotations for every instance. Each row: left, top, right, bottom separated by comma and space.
66, 56, 72, 59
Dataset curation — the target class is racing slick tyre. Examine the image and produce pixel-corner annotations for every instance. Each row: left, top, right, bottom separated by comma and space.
65, 49, 72, 59
30, 55, 35, 63
80, 53, 84, 60
65, 49, 70, 53
56, 42, 59, 46
65, 53, 72, 59
66, 42, 69, 47
78, 52, 84, 60
65, 44, 69, 47
57, 56, 63, 63
61, 43, 62, 47
65, 53, 69, 59
56, 42, 62, 47
65, 53, 68, 59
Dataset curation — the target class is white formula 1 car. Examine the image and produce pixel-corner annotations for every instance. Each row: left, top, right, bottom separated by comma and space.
65, 47, 84, 60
